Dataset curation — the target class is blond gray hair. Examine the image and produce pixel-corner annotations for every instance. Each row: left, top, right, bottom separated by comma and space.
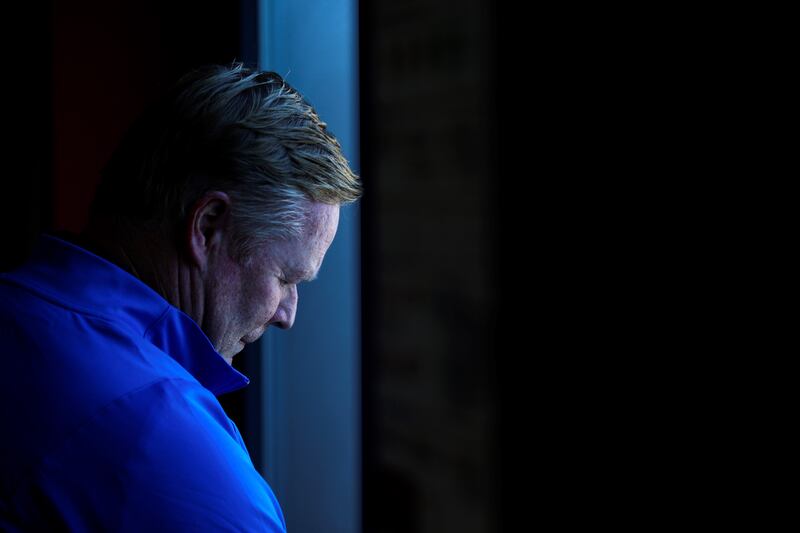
92, 62, 361, 260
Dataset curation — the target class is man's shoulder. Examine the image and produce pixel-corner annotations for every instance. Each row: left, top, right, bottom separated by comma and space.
2, 377, 286, 532
0, 276, 200, 488
0, 272, 137, 347
0, 273, 170, 382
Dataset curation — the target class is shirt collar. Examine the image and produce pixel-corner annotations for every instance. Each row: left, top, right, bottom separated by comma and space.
3, 233, 249, 396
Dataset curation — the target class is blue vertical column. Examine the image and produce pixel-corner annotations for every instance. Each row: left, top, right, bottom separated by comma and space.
259, 1, 360, 532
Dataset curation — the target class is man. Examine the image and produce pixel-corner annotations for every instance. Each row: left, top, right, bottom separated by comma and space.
0, 63, 361, 531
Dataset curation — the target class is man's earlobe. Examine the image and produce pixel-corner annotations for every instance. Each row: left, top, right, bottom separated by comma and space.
187, 191, 232, 270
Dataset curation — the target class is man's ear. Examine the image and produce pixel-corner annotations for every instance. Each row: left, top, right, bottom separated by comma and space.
186, 191, 232, 271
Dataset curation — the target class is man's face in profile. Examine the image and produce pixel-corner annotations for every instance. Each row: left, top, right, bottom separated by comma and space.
202, 202, 340, 364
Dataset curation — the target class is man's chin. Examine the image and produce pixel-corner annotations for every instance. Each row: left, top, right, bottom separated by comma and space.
219, 343, 243, 366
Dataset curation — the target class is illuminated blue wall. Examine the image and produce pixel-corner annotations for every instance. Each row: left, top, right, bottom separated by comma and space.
258, 1, 360, 532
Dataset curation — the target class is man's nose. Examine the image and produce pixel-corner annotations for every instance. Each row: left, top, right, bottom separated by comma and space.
270, 286, 298, 329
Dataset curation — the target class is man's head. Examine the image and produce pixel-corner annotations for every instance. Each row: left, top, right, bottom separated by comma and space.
88, 63, 361, 362
190, 194, 340, 363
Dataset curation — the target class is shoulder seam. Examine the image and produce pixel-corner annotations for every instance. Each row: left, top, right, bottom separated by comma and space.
0, 276, 168, 339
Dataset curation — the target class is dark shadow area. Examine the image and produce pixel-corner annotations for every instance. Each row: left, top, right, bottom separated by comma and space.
360, 1, 501, 532
2, 0, 261, 467
1, 3, 54, 272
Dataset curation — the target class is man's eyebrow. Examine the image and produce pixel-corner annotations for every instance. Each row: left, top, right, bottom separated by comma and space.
288, 266, 318, 282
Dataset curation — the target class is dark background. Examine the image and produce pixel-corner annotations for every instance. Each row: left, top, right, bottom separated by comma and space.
3, 2, 503, 532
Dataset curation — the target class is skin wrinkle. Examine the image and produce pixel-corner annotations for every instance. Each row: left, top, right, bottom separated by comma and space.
176, 257, 193, 326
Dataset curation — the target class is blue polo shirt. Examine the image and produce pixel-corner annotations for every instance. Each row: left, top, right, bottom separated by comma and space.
0, 234, 287, 532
